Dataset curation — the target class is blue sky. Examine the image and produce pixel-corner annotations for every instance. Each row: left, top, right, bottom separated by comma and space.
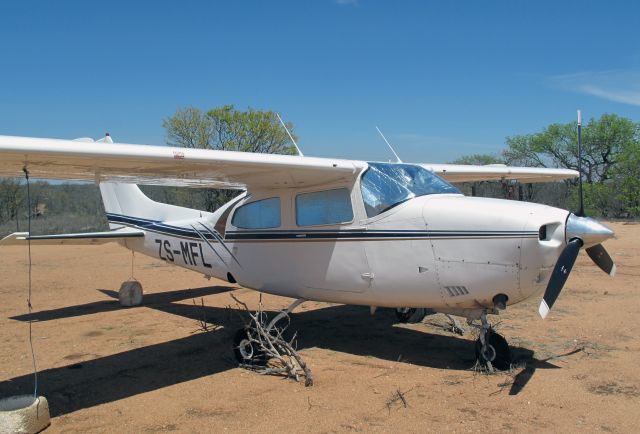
1, 0, 639, 163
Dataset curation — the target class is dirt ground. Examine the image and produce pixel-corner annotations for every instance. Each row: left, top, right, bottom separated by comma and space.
1, 222, 639, 433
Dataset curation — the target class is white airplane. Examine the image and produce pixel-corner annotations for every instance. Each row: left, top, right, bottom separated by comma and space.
0, 134, 615, 370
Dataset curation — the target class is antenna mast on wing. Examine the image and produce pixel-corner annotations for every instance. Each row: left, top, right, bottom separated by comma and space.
276, 113, 303, 156
375, 126, 402, 163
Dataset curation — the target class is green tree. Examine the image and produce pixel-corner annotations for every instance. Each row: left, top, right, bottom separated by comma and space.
502, 114, 639, 216
612, 140, 640, 216
162, 105, 298, 211
163, 105, 297, 154
450, 153, 504, 165
0, 178, 24, 230
503, 114, 637, 181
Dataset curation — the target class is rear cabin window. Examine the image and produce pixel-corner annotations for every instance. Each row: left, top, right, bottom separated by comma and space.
232, 197, 281, 229
296, 188, 353, 226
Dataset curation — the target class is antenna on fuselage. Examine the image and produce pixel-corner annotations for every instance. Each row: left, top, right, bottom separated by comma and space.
276, 113, 303, 156
375, 126, 402, 163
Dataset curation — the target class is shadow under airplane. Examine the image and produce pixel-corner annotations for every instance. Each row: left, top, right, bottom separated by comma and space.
1, 286, 558, 416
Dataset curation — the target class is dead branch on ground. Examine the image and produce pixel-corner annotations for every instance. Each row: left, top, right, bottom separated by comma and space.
191, 298, 220, 333
231, 293, 313, 386
386, 387, 413, 413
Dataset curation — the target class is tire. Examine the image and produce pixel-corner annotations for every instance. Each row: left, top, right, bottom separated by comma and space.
475, 331, 511, 371
232, 328, 266, 365
395, 307, 426, 323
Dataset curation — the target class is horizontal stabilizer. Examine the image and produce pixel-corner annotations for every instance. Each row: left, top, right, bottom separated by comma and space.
0, 229, 145, 246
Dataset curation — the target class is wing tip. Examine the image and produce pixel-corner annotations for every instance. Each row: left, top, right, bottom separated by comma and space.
0, 232, 29, 245
609, 264, 616, 277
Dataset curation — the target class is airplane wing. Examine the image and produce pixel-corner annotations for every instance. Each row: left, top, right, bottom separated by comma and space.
0, 134, 576, 188
422, 164, 578, 183
0, 229, 145, 246
0, 135, 364, 189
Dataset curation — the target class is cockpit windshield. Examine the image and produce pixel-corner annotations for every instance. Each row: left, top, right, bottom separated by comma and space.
360, 162, 461, 218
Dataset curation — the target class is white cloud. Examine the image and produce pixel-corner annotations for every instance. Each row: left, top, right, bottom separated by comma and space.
551, 69, 640, 106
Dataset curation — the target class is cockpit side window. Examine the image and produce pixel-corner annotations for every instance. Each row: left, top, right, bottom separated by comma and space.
231, 197, 281, 229
296, 188, 353, 226
361, 163, 460, 218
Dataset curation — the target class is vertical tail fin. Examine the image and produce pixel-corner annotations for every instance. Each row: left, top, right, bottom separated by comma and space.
93, 133, 207, 228
99, 183, 205, 229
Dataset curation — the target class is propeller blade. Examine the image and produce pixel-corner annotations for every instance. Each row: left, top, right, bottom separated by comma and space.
586, 243, 616, 276
539, 238, 582, 319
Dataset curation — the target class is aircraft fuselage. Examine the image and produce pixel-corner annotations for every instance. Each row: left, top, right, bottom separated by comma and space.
111, 192, 570, 315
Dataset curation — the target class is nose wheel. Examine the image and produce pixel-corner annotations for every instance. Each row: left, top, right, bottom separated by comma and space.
474, 312, 511, 371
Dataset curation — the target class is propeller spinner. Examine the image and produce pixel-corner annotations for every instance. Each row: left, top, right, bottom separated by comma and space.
539, 214, 615, 319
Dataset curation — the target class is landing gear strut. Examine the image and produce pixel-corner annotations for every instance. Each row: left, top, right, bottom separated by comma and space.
474, 311, 511, 371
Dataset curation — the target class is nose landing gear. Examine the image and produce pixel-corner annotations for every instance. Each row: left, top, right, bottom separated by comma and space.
474, 311, 511, 371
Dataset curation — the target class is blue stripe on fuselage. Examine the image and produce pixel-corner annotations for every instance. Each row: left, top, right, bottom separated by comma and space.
106, 213, 538, 242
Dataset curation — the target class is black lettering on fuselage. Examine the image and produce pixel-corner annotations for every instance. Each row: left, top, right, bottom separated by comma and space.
199, 243, 212, 268
180, 241, 192, 265
164, 240, 174, 262
189, 242, 199, 266
155, 239, 165, 260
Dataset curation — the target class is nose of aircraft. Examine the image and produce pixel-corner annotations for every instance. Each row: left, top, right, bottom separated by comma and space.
565, 213, 615, 248
539, 212, 616, 319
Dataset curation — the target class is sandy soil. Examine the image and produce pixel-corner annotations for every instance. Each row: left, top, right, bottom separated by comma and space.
1, 222, 639, 433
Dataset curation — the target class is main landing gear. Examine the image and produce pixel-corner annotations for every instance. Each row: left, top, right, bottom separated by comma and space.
233, 298, 305, 365
473, 311, 511, 371
233, 328, 266, 365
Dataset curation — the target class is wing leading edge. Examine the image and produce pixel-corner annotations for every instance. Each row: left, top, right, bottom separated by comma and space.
0, 135, 364, 189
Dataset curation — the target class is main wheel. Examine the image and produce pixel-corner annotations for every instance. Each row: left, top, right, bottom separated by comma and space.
395, 307, 426, 323
232, 328, 265, 365
475, 331, 511, 371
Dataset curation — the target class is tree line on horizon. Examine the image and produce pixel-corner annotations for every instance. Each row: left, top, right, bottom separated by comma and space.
451, 113, 639, 218
0, 108, 638, 236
